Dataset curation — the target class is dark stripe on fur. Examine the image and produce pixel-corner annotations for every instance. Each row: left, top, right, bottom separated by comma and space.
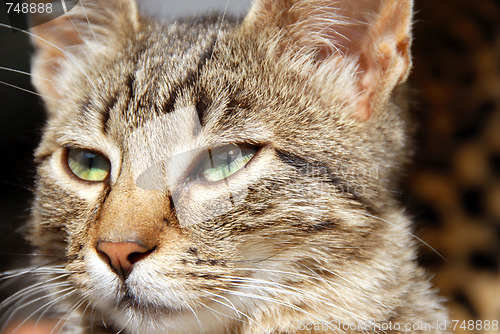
275, 149, 373, 209
163, 36, 217, 120
102, 95, 117, 134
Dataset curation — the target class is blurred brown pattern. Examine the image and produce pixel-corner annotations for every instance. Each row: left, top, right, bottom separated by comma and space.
409, 0, 500, 332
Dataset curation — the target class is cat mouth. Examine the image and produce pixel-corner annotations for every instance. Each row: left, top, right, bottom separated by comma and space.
117, 290, 184, 315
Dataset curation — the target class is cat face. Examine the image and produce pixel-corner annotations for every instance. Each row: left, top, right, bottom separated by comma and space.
26, 0, 417, 332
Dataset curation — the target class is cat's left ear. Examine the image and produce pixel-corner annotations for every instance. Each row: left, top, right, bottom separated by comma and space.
30, 0, 140, 110
244, 0, 413, 120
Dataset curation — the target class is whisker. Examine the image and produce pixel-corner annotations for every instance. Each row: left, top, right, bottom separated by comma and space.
0, 80, 50, 99
1, 282, 72, 318
0, 66, 54, 82
9, 287, 74, 333
0, 79, 77, 108
229, 266, 331, 285
79, 0, 98, 42
216, 286, 349, 334
89, 304, 97, 334
211, 286, 321, 322
36, 291, 88, 332
218, 272, 378, 329
184, 300, 204, 334
116, 326, 127, 334
1, 286, 75, 333
52, 296, 86, 334
66, 14, 87, 44
352, 210, 449, 263
197, 300, 231, 333
1, 266, 71, 282
1, 264, 68, 275
210, 0, 231, 57
0, 66, 83, 101
1, 276, 70, 310
202, 291, 263, 331
310, 263, 389, 310
0, 23, 96, 89
202, 291, 244, 323
0, 251, 61, 257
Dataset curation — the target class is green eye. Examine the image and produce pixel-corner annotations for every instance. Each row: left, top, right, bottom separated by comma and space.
67, 148, 110, 182
194, 145, 256, 182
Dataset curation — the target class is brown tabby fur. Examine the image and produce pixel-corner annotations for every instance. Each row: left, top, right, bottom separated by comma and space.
5, 0, 449, 332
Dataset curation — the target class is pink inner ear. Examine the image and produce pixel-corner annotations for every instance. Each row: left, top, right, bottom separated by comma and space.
355, 42, 392, 121
245, 0, 413, 121
32, 15, 84, 53
343, 1, 413, 121
57, 24, 85, 48
356, 86, 373, 122
30, 16, 83, 103
31, 46, 67, 104
355, 38, 411, 121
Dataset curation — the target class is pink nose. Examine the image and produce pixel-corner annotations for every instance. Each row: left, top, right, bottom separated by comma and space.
96, 241, 155, 280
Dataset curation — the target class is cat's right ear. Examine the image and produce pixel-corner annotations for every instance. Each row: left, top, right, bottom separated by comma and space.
243, 0, 413, 121
30, 0, 140, 111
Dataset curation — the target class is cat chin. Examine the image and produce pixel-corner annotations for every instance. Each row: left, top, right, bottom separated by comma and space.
102, 308, 232, 334
100, 307, 202, 334
92, 291, 238, 334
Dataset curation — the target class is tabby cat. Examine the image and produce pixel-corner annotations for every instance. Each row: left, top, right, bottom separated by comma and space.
2, 0, 450, 333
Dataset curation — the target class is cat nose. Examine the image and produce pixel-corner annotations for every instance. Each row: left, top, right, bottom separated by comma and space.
96, 241, 155, 280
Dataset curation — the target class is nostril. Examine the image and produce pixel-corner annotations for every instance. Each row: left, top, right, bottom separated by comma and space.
96, 248, 112, 268
127, 246, 156, 264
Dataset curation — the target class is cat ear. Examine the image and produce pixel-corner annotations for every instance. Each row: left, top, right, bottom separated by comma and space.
30, 0, 140, 106
244, 0, 413, 120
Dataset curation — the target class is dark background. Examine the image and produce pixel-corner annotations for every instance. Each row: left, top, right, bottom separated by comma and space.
0, 0, 499, 332
0, 0, 45, 296
407, 0, 500, 330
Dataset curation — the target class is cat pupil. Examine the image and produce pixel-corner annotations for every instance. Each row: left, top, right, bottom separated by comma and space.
198, 145, 254, 182
83, 152, 95, 168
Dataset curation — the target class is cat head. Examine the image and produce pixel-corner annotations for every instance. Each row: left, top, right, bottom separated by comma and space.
28, 0, 413, 331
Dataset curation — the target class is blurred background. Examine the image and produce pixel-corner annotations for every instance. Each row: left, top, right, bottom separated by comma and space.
406, 0, 500, 331
0, 0, 499, 333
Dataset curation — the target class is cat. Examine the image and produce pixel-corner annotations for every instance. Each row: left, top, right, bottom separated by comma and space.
0, 0, 450, 333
